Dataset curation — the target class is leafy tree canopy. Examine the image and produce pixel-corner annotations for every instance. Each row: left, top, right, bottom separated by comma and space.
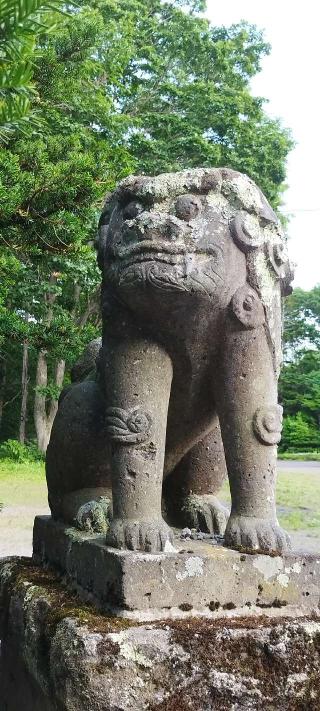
280, 285, 320, 450
1, 0, 294, 362
0, 0, 294, 446
281, 412, 320, 453
283, 286, 320, 355
0, 0, 67, 143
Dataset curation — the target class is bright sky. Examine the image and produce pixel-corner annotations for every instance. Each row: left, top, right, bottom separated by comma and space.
206, 0, 320, 290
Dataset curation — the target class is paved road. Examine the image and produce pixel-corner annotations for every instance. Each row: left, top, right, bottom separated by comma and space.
277, 460, 320, 472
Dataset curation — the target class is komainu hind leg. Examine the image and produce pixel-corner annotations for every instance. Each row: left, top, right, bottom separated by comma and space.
163, 420, 229, 534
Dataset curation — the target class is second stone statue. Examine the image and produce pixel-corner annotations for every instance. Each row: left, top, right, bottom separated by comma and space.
46, 167, 294, 555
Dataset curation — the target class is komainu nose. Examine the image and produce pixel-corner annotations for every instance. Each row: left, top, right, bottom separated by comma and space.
123, 212, 191, 243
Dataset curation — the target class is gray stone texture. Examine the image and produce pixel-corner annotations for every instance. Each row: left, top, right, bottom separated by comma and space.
1, 558, 320, 711
46, 167, 294, 555
33, 517, 320, 617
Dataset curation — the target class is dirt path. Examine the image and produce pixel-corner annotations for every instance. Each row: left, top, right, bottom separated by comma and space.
288, 532, 319, 553
0, 505, 318, 558
1, 460, 319, 559
0, 503, 50, 558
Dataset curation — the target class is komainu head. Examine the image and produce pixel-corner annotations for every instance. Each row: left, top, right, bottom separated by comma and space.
98, 167, 293, 296
97, 168, 293, 373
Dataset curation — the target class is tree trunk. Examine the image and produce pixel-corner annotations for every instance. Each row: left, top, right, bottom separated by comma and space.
47, 358, 65, 435
34, 350, 65, 454
33, 274, 98, 454
0, 356, 6, 433
19, 341, 29, 444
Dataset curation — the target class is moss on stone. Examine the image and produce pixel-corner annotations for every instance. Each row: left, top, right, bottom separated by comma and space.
2, 559, 320, 710
1, 558, 137, 638
156, 615, 320, 710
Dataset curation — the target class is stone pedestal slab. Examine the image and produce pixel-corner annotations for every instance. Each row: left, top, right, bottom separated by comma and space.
33, 516, 320, 619
1, 557, 320, 711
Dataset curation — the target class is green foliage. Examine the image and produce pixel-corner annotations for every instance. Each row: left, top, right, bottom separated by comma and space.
283, 286, 320, 354
280, 285, 320, 452
221, 469, 320, 534
0, 437, 44, 461
280, 413, 320, 453
79, 0, 290, 207
280, 351, 320, 418
0, 0, 294, 444
0, 0, 67, 143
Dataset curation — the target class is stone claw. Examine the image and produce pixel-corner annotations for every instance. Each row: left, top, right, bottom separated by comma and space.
224, 514, 291, 555
106, 518, 175, 553
76, 497, 111, 534
180, 494, 229, 535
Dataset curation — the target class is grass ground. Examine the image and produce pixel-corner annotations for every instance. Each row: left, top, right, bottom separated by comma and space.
220, 469, 320, 535
278, 452, 320, 461
0, 461, 47, 506
0, 461, 48, 558
1, 460, 320, 555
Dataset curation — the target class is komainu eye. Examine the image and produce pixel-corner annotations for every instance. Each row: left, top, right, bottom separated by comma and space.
123, 201, 144, 220
175, 194, 202, 221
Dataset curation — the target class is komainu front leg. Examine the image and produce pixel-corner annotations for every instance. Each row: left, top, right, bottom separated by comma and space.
164, 423, 229, 534
104, 337, 174, 552
216, 285, 290, 555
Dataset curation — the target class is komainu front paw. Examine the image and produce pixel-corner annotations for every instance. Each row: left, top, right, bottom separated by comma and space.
106, 517, 175, 553
181, 494, 229, 535
224, 514, 291, 555
76, 496, 111, 534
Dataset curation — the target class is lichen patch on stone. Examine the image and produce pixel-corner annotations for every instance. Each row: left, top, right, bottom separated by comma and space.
176, 556, 204, 581
108, 626, 189, 669
277, 573, 290, 588
252, 555, 283, 580
285, 562, 302, 575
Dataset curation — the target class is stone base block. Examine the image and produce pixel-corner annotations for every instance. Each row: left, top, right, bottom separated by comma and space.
33, 516, 320, 619
1, 558, 320, 711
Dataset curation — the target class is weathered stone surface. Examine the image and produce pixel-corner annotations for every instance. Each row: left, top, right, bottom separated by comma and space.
70, 337, 102, 383
1, 558, 320, 711
46, 167, 294, 556
33, 516, 320, 619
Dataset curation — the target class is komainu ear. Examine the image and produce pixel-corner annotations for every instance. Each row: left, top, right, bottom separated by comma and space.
230, 212, 264, 253
95, 193, 114, 270
280, 261, 295, 296
266, 241, 287, 276
266, 241, 294, 294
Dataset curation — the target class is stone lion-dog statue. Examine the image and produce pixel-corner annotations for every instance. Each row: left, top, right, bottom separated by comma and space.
46, 168, 293, 555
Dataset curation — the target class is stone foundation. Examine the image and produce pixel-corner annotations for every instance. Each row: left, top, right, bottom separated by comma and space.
33, 516, 320, 619
1, 558, 320, 710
